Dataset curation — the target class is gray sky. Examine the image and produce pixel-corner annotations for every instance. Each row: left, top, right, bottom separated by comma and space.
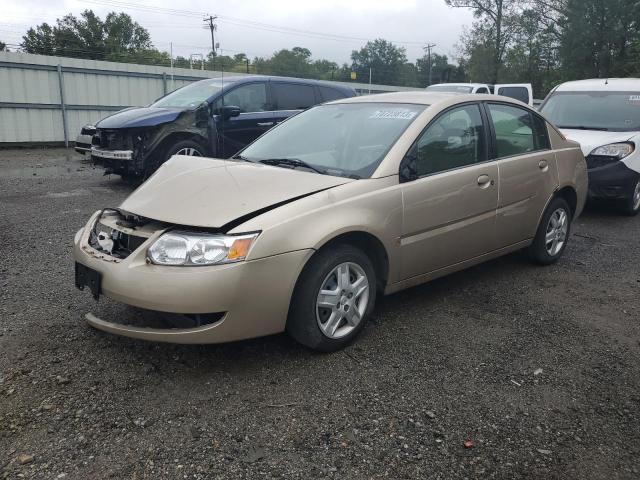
1, 0, 474, 64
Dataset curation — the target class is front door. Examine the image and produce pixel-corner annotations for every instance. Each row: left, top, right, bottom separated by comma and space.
213, 82, 273, 157
485, 103, 559, 246
400, 103, 499, 279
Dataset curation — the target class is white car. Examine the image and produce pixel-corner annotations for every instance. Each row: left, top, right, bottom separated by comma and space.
426, 83, 534, 106
541, 78, 640, 215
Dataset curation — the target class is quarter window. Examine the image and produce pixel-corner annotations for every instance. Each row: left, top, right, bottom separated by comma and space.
215, 83, 268, 113
476, 88, 489, 94
532, 114, 551, 150
487, 104, 536, 158
408, 104, 487, 177
273, 83, 316, 110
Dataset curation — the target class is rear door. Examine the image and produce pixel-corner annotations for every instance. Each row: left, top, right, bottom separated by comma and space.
494, 84, 533, 106
486, 102, 558, 246
213, 81, 273, 157
399, 103, 499, 279
271, 81, 319, 125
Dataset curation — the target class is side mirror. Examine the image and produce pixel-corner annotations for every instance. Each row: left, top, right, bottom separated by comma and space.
218, 105, 241, 120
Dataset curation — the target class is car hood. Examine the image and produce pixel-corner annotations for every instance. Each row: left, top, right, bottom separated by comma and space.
120, 156, 354, 228
96, 107, 184, 129
560, 129, 639, 156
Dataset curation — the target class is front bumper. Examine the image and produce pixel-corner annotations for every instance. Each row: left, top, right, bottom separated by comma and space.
73, 218, 313, 344
587, 160, 639, 199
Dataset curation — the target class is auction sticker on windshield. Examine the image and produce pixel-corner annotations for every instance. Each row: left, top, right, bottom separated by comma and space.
369, 109, 418, 120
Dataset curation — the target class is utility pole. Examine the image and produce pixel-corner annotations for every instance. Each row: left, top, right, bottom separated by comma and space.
203, 15, 218, 70
424, 43, 436, 86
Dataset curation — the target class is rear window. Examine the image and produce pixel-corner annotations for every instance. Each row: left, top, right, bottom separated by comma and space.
273, 83, 316, 110
497, 86, 530, 104
319, 86, 348, 102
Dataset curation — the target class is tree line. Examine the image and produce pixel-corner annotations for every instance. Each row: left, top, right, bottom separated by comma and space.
3, 1, 639, 94
449, 0, 640, 95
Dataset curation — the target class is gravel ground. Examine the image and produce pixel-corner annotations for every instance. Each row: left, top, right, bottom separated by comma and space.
1, 148, 639, 480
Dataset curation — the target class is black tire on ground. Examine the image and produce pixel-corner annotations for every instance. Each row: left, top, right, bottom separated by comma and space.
287, 244, 376, 352
528, 196, 573, 265
622, 177, 640, 216
144, 139, 206, 179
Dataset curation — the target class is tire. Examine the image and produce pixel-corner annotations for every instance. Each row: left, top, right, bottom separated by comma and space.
528, 196, 572, 265
143, 139, 206, 179
622, 177, 640, 216
287, 244, 376, 352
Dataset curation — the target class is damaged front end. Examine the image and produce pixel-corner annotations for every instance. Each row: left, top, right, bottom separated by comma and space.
91, 128, 160, 177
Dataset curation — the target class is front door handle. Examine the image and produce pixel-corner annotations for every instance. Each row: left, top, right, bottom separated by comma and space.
257, 122, 274, 127
477, 174, 494, 188
538, 159, 549, 170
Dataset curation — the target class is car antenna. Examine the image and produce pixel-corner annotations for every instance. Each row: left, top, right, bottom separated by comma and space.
605, 78, 609, 85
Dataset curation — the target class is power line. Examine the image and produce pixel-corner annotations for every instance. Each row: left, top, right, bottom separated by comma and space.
78, 0, 427, 46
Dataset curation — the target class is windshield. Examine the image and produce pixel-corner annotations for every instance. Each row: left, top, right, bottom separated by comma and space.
238, 103, 426, 179
541, 91, 640, 132
426, 85, 473, 93
152, 80, 225, 108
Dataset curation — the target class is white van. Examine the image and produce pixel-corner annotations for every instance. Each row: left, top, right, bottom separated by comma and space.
541, 78, 640, 215
425, 83, 534, 106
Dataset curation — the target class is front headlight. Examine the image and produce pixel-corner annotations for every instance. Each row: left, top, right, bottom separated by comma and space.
147, 231, 259, 266
590, 142, 634, 159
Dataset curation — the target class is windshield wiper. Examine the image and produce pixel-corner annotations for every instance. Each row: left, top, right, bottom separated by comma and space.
232, 154, 255, 162
558, 125, 609, 131
258, 158, 326, 175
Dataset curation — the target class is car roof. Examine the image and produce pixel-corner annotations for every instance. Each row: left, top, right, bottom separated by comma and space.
332, 91, 531, 108
555, 78, 640, 92
192, 75, 355, 94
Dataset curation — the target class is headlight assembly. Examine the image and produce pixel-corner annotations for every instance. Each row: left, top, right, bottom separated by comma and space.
147, 231, 259, 266
590, 142, 634, 159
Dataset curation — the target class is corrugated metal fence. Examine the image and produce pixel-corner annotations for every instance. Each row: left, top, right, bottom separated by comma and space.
0, 51, 422, 146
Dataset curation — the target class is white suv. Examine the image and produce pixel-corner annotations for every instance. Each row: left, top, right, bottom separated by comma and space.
426, 83, 534, 106
541, 78, 640, 215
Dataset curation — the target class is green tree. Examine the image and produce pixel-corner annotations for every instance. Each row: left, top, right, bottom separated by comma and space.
21, 10, 161, 65
350, 39, 409, 85
445, 0, 523, 83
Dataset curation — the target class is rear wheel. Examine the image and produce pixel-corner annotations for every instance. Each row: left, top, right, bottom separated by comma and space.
287, 245, 376, 352
622, 178, 640, 216
528, 197, 572, 265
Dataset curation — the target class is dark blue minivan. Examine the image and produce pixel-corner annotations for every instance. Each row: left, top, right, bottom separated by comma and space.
82, 76, 356, 177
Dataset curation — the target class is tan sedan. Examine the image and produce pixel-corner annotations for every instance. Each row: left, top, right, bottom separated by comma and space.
74, 92, 587, 351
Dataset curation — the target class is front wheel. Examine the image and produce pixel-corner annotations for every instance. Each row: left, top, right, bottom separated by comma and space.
622, 178, 640, 216
144, 139, 206, 179
287, 245, 376, 352
527, 197, 572, 265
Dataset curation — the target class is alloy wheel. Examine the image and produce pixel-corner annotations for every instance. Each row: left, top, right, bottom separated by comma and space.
316, 262, 370, 339
175, 147, 203, 156
545, 208, 569, 256
632, 180, 640, 211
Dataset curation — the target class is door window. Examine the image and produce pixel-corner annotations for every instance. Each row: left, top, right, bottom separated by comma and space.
476, 87, 489, 94
497, 86, 530, 104
214, 83, 268, 113
487, 104, 537, 157
408, 104, 487, 177
273, 83, 316, 110
319, 86, 348, 102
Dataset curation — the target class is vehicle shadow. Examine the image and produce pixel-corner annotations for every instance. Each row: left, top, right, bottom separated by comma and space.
86, 249, 532, 376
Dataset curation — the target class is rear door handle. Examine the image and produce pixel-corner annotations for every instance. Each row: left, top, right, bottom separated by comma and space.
477, 174, 494, 188
538, 160, 549, 170
257, 122, 274, 127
